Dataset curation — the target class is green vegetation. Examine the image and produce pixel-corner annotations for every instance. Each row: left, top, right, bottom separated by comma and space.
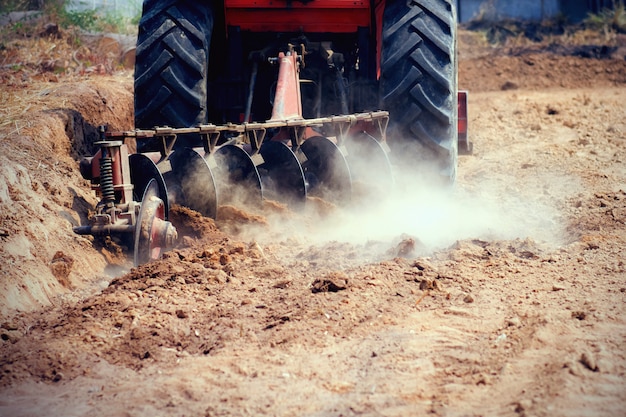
0, 0, 33, 14
1, 0, 140, 34
50, 1, 140, 34
585, 1, 626, 33
57, 8, 139, 34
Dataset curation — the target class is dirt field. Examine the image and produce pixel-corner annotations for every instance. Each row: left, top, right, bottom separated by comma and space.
0, 23, 625, 416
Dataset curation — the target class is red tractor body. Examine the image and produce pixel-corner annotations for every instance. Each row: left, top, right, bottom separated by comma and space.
224, 0, 374, 33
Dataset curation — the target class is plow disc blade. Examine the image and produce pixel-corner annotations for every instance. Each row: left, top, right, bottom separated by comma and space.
166, 148, 219, 219
344, 132, 394, 198
214, 144, 263, 207
259, 141, 307, 206
300, 135, 352, 204
134, 179, 167, 266
129, 153, 169, 218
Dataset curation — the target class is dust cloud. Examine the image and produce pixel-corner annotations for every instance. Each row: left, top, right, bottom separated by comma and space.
234, 166, 570, 258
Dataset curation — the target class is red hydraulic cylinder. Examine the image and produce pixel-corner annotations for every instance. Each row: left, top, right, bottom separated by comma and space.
269, 51, 303, 121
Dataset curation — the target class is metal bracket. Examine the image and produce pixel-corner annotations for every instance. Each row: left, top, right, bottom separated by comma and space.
199, 125, 221, 154
154, 127, 177, 158
244, 124, 267, 155
291, 126, 307, 150
376, 115, 389, 142
103, 111, 389, 155
334, 115, 357, 145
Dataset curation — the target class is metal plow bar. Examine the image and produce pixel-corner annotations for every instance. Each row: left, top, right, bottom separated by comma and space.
106, 111, 390, 217
108, 111, 389, 153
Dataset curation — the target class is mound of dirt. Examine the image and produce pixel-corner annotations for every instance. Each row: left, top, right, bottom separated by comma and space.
0, 73, 138, 316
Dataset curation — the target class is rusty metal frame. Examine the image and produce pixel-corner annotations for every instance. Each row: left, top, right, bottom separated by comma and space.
106, 111, 389, 157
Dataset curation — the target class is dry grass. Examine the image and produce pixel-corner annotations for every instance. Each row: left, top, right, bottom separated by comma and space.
1, 78, 68, 136
463, 7, 626, 48
0, 24, 133, 138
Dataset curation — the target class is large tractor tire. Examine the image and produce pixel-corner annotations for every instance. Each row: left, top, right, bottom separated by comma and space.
134, 0, 212, 150
380, 0, 458, 181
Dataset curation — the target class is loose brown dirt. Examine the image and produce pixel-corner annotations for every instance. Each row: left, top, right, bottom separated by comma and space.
0, 23, 625, 417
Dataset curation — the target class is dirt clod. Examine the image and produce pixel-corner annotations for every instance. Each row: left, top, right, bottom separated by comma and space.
49, 251, 74, 287
580, 351, 599, 372
311, 278, 347, 293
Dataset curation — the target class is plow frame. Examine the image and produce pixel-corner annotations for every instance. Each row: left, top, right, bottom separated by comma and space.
105, 111, 390, 159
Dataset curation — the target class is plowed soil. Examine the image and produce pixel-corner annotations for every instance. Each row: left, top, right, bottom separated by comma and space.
0, 25, 625, 417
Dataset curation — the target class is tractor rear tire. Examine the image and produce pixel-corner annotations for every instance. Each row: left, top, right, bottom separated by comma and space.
381, 0, 458, 181
134, 0, 212, 150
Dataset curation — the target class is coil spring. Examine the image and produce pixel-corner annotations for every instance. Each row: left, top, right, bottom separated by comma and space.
99, 156, 115, 204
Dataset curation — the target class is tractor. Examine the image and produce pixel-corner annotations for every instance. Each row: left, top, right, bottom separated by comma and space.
74, 0, 469, 265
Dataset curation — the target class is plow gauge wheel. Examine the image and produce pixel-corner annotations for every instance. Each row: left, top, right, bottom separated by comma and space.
134, 179, 168, 266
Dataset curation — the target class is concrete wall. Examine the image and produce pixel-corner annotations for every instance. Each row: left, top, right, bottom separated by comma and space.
458, 0, 561, 22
